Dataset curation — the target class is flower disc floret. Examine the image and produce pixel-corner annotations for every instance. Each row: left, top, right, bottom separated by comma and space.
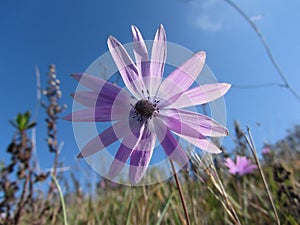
134, 99, 156, 118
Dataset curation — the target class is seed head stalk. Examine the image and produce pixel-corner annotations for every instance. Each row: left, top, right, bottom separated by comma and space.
169, 159, 190, 225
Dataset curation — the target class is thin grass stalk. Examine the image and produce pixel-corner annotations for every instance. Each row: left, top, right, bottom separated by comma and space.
190, 151, 242, 225
204, 154, 240, 224
210, 163, 242, 225
51, 173, 68, 225
194, 171, 239, 225
125, 198, 134, 225
244, 127, 280, 225
156, 193, 174, 225
243, 176, 248, 224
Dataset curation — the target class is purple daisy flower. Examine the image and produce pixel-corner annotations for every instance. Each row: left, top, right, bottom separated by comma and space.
65, 25, 231, 184
224, 155, 257, 176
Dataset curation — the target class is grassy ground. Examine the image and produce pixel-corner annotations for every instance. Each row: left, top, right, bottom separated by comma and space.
7, 147, 300, 225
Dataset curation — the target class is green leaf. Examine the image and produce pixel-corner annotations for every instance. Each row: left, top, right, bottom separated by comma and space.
27, 122, 37, 130
19, 115, 28, 131
16, 113, 22, 126
9, 120, 18, 129
24, 111, 31, 119
11, 111, 35, 131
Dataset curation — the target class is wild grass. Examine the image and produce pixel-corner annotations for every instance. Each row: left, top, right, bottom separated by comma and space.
2, 126, 300, 224
1, 65, 299, 225
8, 151, 299, 225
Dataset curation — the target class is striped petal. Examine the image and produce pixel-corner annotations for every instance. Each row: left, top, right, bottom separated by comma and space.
150, 24, 166, 96
159, 109, 228, 137
129, 122, 156, 184
71, 91, 98, 107
179, 134, 222, 153
108, 137, 135, 179
132, 25, 150, 79
64, 106, 111, 122
67, 85, 132, 122
108, 36, 145, 99
77, 121, 128, 158
161, 83, 231, 109
153, 118, 189, 168
108, 116, 146, 180
71, 73, 122, 93
64, 104, 126, 122
157, 51, 206, 104
71, 90, 122, 107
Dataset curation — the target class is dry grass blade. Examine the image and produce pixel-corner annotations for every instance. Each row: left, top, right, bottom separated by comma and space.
243, 128, 280, 225
189, 150, 242, 225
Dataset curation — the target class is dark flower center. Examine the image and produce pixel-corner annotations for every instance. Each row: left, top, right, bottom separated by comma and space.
134, 100, 156, 118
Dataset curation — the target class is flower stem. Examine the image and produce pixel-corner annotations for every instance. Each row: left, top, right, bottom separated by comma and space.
244, 128, 280, 225
169, 159, 190, 225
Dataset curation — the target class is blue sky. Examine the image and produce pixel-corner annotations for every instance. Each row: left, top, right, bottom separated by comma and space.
1, 0, 300, 180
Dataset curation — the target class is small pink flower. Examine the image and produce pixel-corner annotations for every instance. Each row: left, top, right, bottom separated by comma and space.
262, 147, 271, 155
224, 155, 257, 176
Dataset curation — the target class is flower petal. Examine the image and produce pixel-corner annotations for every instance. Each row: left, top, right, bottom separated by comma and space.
64, 105, 124, 122
77, 121, 127, 158
153, 118, 189, 169
237, 156, 257, 175
157, 51, 206, 103
71, 91, 98, 107
224, 158, 238, 174
224, 158, 235, 169
150, 24, 166, 96
239, 164, 257, 175
129, 122, 156, 184
71, 73, 130, 107
108, 138, 134, 179
63, 107, 108, 122
132, 25, 150, 79
179, 134, 222, 153
163, 83, 231, 109
108, 117, 147, 180
66, 87, 132, 122
71, 73, 122, 93
129, 150, 153, 184
236, 156, 245, 172
71, 90, 124, 108
159, 108, 228, 137
108, 36, 145, 98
